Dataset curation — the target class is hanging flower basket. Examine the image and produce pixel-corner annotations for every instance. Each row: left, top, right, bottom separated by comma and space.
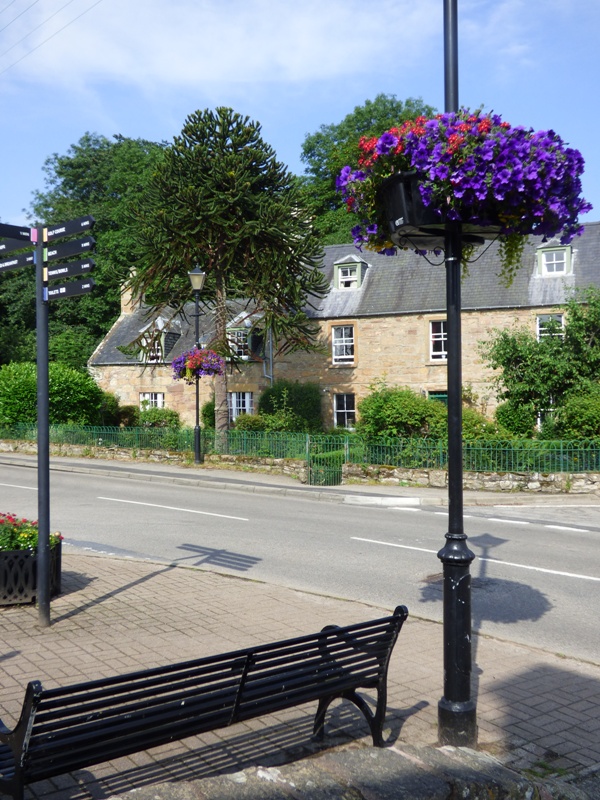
337, 110, 592, 282
172, 348, 225, 385
0, 513, 62, 605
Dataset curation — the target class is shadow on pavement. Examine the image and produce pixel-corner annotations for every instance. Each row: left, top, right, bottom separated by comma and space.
27, 699, 427, 800
175, 543, 262, 572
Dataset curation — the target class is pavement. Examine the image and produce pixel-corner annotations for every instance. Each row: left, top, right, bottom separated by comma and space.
1, 452, 600, 799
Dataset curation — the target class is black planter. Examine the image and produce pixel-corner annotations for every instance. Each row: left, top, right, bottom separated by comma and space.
0, 541, 62, 605
377, 172, 503, 248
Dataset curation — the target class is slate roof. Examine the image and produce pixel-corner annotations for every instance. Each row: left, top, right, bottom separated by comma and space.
90, 221, 600, 367
312, 220, 600, 318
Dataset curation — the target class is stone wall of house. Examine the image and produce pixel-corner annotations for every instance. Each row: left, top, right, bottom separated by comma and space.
272, 304, 551, 427
90, 303, 557, 429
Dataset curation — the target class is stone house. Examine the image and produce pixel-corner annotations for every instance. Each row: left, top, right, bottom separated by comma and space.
88, 222, 600, 428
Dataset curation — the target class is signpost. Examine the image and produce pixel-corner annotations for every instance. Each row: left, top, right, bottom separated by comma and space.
0, 251, 34, 273
34, 216, 96, 627
45, 215, 94, 240
0, 222, 31, 241
44, 236, 95, 262
0, 216, 97, 625
47, 277, 95, 300
46, 258, 95, 281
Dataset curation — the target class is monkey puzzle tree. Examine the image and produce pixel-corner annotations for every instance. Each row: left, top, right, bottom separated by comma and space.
129, 107, 329, 431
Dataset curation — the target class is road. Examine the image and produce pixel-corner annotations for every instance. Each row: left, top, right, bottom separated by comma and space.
1, 458, 599, 664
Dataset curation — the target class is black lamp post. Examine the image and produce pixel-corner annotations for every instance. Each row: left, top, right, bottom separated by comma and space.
437, 0, 477, 747
188, 267, 206, 465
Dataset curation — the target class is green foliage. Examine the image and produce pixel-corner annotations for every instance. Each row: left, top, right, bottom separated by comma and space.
139, 406, 181, 428
48, 325, 99, 371
0, 133, 165, 369
552, 387, 600, 438
0, 512, 62, 552
461, 407, 509, 440
356, 385, 447, 439
481, 288, 600, 431
495, 401, 537, 437
233, 414, 268, 431
258, 380, 323, 432
118, 405, 140, 427
129, 107, 330, 431
0, 362, 103, 425
0, 362, 37, 424
480, 323, 570, 416
97, 392, 121, 426
299, 94, 436, 244
201, 399, 215, 429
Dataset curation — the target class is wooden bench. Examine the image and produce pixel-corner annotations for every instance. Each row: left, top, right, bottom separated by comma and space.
0, 606, 408, 800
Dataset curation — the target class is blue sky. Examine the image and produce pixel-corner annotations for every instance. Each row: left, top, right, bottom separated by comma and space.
0, 0, 598, 230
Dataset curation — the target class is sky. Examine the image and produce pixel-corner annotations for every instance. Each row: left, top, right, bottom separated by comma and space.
0, 0, 598, 229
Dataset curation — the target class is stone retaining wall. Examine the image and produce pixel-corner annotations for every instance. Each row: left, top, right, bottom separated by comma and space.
3, 439, 600, 494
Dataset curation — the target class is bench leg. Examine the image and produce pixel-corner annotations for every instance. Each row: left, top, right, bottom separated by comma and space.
312, 690, 385, 747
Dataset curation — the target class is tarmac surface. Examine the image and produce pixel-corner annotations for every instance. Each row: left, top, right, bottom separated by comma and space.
1, 453, 600, 799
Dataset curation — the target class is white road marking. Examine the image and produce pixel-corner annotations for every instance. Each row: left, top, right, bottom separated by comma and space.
351, 537, 600, 582
544, 525, 589, 532
487, 517, 530, 525
98, 497, 249, 521
0, 482, 37, 491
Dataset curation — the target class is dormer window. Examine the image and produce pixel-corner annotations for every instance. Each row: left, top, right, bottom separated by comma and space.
334, 255, 368, 290
538, 246, 572, 276
339, 265, 358, 289
228, 328, 250, 360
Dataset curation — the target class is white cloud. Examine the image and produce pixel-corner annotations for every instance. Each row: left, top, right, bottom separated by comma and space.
0, 0, 442, 90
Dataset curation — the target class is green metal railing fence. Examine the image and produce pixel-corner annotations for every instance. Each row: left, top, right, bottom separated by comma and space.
2, 424, 600, 485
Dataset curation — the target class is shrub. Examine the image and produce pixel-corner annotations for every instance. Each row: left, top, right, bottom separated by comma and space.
0, 362, 104, 425
233, 414, 268, 431
97, 392, 121, 426
462, 407, 510, 440
118, 405, 140, 427
494, 401, 536, 437
552, 389, 600, 438
139, 406, 181, 428
201, 399, 215, 429
258, 381, 322, 432
357, 386, 447, 438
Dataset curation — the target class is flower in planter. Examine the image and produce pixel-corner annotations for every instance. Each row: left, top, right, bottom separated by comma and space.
0, 513, 63, 552
172, 348, 225, 385
338, 109, 592, 282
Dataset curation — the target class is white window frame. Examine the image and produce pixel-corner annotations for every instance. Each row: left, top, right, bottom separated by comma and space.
338, 265, 358, 289
334, 394, 356, 428
430, 320, 448, 361
228, 328, 250, 360
139, 392, 165, 409
228, 391, 253, 421
536, 314, 564, 340
332, 325, 355, 365
538, 247, 571, 276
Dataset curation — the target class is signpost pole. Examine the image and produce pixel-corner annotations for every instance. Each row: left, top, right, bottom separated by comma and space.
35, 226, 51, 627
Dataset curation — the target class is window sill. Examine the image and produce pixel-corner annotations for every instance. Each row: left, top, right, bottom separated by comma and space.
329, 363, 355, 369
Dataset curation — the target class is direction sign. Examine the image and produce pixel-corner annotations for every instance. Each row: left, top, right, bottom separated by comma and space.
44, 236, 95, 262
0, 237, 32, 256
46, 258, 95, 281
45, 216, 95, 241
0, 250, 34, 273
0, 223, 31, 241
46, 277, 96, 300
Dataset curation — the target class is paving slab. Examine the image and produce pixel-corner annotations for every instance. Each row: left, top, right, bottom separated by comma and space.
0, 553, 598, 799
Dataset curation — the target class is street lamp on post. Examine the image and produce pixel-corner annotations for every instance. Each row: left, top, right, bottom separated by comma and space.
437, 0, 477, 747
188, 267, 206, 465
